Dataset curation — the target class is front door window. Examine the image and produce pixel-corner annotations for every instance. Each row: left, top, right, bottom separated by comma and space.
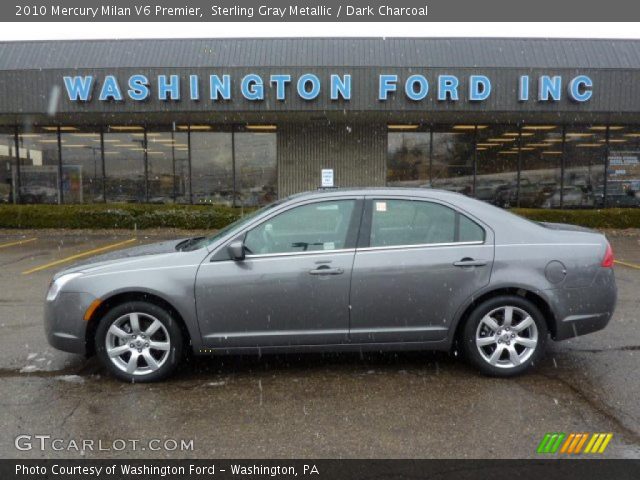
244, 200, 357, 255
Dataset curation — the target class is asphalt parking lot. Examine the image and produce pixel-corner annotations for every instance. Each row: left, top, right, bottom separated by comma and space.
0, 229, 639, 459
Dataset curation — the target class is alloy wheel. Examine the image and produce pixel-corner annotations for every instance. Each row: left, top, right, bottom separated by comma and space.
105, 312, 171, 376
474, 305, 539, 369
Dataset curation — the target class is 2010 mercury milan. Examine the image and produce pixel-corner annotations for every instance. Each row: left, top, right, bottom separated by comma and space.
44, 188, 617, 382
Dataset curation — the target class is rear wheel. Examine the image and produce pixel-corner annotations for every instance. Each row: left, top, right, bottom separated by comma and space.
95, 301, 183, 382
462, 295, 547, 376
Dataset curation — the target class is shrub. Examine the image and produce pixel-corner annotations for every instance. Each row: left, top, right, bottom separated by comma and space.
0, 204, 244, 230
511, 208, 640, 229
0, 204, 638, 230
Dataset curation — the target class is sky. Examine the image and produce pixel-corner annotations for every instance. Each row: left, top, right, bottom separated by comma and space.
0, 22, 639, 41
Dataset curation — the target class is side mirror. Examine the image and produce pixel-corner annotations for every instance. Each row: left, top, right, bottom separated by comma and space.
227, 240, 245, 261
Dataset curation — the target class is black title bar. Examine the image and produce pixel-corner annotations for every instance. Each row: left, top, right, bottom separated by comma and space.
6, 0, 640, 22
3, 459, 640, 480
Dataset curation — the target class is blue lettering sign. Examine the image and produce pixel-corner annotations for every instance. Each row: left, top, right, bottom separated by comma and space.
63, 76, 93, 101
158, 75, 180, 101
270, 74, 291, 101
189, 75, 199, 101
330, 74, 351, 100
378, 74, 397, 100
63, 71, 595, 105
210, 75, 231, 101
568, 75, 593, 102
538, 75, 562, 101
438, 75, 459, 101
469, 75, 491, 101
99, 75, 123, 101
241, 74, 264, 101
297, 74, 321, 100
127, 74, 149, 101
519, 75, 529, 101
405, 75, 429, 101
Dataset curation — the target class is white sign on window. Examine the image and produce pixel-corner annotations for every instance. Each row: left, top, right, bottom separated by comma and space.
321, 168, 334, 187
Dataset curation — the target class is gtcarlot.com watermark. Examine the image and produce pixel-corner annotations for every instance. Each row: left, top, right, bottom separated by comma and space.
15, 434, 194, 452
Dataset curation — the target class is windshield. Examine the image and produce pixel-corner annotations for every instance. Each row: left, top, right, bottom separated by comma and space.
180, 200, 283, 251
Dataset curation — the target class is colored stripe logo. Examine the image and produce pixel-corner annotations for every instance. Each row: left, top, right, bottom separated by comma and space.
537, 433, 612, 454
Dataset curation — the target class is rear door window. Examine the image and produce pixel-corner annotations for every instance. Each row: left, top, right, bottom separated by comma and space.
369, 199, 484, 247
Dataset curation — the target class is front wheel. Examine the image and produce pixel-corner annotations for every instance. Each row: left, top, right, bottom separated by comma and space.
95, 301, 183, 382
462, 295, 547, 377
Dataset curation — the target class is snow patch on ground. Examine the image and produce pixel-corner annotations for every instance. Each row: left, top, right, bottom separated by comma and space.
55, 375, 85, 384
20, 365, 40, 373
206, 381, 226, 387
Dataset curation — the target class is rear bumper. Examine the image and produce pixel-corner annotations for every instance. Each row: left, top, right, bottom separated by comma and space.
554, 312, 613, 340
551, 268, 617, 341
44, 292, 95, 355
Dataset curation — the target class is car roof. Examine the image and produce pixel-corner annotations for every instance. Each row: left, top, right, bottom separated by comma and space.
286, 187, 468, 201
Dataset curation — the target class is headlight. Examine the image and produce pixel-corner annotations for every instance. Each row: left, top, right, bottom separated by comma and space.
46, 273, 83, 302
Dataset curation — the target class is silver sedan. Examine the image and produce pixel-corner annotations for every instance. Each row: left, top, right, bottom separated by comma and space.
44, 188, 617, 382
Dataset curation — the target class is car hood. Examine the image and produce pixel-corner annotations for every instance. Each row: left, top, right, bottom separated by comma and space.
53, 238, 192, 279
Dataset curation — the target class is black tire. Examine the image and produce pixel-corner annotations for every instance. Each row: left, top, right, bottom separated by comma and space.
462, 295, 547, 377
95, 301, 183, 382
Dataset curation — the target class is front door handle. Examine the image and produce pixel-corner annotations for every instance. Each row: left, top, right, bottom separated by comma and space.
309, 265, 344, 275
453, 258, 488, 267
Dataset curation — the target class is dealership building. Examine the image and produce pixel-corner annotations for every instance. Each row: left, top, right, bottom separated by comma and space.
1, 37, 639, 208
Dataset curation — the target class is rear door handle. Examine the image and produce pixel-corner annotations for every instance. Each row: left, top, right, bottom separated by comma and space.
309, 265, 344, 275
453, 258, 488, 267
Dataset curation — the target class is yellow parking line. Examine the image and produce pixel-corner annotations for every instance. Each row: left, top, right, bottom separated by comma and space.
22, 238, 137, 275
614, 259, 640, 270
0, 237, 37, 249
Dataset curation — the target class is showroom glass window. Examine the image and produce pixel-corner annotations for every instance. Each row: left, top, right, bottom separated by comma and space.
147, 128, 189, 204
431, 126, 475, 195
386, 129, 430, 187
564, 126, 606, 208
369, 199, 484, 247
103, 126, 146, 203
60, 128, 103, 203
0, 130, 16, 204
604, 126, 640, 208
244, 200, 356, 255
518, 125, 563, 208
17, 127, 60, 204
234, 130, 277, 207
189, 127, 234, 205
475, 125, 519, 207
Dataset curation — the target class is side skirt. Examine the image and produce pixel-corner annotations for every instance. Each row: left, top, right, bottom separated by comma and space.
194, 340, 451, 356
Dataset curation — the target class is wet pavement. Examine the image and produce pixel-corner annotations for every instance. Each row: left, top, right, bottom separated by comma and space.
0, 229, 638, 459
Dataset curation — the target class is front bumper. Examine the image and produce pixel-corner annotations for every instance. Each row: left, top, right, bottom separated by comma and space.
552, 268, 617, 341
44, 292, 96, 355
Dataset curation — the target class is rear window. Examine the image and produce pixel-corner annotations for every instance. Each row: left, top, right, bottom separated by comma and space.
459, 214, 485, 242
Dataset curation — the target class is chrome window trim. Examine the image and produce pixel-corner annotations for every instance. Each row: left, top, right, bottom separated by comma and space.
356, 240, 487, 253
244, 248, 356, 260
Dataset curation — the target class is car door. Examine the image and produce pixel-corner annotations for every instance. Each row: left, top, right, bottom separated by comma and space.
349, 196, 494, 343
195, 197, 363, 348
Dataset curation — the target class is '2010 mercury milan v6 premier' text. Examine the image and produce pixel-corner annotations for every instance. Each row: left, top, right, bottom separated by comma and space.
44, 188, 617, 382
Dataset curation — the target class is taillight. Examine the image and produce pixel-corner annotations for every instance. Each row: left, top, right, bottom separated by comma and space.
601, 243, 614, 268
